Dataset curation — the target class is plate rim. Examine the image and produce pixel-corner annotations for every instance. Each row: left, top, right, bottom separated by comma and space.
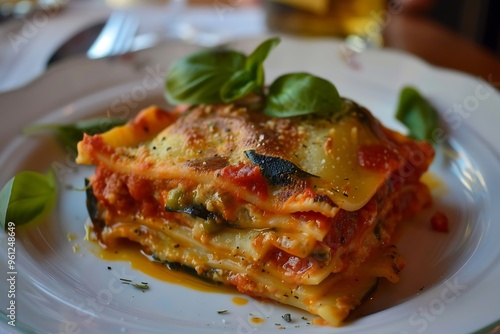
1, 35, 500, 334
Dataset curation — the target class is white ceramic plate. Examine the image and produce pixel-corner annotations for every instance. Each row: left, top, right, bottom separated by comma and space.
1, 37, 499, 334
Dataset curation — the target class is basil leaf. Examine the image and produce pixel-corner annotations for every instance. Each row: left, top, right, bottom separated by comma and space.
165, 49, 247, 104
165, 38, 281, 105
23, 117, 126, 151
220, 70, 257, 102
246, 37, 280, 88
220, 38, 280, 102
265, 73, 342, 117
395, 86, 439, 142
0, 170, 57, 230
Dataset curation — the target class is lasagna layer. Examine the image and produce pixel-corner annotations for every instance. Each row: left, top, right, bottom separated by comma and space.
77, 101, 433, 325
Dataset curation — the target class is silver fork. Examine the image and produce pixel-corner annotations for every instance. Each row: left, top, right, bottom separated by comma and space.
87, 11, 140, 60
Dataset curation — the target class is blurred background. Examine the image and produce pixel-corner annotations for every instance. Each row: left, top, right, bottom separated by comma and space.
414, 0, 499, 55
0, 0, 498, 91
1, 0, 498, 55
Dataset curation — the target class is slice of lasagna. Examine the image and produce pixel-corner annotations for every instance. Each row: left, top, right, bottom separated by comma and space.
76, 100, 433, 326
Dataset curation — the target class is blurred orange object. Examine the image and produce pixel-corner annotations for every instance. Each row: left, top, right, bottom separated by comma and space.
263, 0, 386, 46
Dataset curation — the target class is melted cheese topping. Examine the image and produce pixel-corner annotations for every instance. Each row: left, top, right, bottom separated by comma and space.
77, 101, 431, 214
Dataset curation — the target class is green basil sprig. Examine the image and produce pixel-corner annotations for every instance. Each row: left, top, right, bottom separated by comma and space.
0, 170, 56, 230
165, 37, 342, 118
221, 37, 280, 102
395, 86, 439, 143
23, 117, 126, 152
166, 37, 280, 105
166, 49, 247, 104
265, 73, 341, 117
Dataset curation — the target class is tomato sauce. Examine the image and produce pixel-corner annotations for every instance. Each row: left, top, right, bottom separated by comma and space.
219, 163, 268, 198
430, 211, 449, 233
292, 211, 330, 232
358, 144, 399, 172
92, 166, 168, 219
265, 248, 319, 280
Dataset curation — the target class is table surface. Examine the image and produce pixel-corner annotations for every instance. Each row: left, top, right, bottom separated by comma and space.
383, 13, 500, 89
0, 1, 498, 92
